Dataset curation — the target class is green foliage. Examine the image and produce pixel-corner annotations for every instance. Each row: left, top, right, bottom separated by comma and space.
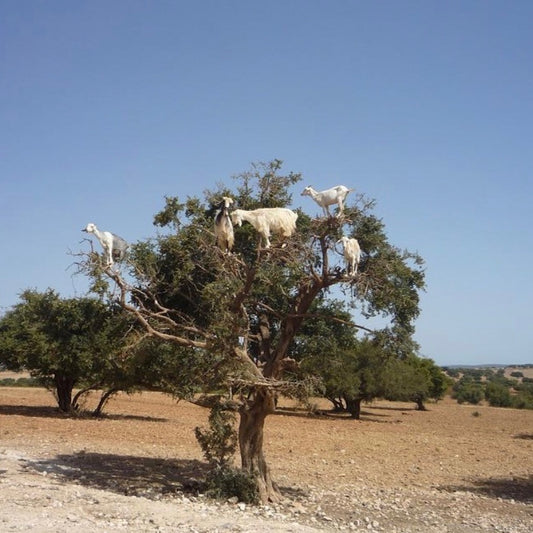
485, 381, 512, 407
297, 300, 447, 413
232, 159, 301, 209
194, 404, 258, 507
204, 466, 259, 504
381, 354, 450, 409
514, 381, 533, 394
195, 406, 238, 468
452, 377, 485, 405
512, 381, 533, 409
443, 367, 460, 378
0, 289, 132, 412
485, 371, 517, 388
78, 159, 427, 500
301, 328, 388, 417
84, 160, 425, 403
126, 338, 220, 398
382, 357, 429, 404
153, 195, 186, 230
425, 359, 453, 400
455, 384, 485, 405
465, 368, 485, 381
0, 377, 40, 387
448, 368, 533, 410
292, 300, 358, 361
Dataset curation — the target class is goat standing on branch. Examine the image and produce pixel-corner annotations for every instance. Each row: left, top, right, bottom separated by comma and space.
337, 236, 361, 276
82, 222, 128, 266
301, 185, 354, 217
214, 196, 234, 253
231, 207, 298, 249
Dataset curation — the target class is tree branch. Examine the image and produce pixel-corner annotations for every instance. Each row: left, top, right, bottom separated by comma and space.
106, 269, 209, 350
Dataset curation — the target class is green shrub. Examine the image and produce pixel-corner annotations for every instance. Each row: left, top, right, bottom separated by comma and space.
511, 391, 533, 410
453, 381, 484, 405
0, 377, 40, 387
485, 382, 512, 407
204, 466, 259, 504
194, 406, 237, 468
194, 405, 260, 503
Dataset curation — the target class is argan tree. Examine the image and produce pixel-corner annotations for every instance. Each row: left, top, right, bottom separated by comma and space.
82, 160, 425, 502
0, 289, 132, 413
381, 355, 450, 411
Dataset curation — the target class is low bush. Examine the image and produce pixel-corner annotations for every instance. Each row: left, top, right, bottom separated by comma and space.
0, 377, 40, 387
204, 466, 259, 504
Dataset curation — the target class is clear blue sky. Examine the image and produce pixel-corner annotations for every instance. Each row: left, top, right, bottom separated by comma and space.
1, 1, 532, 366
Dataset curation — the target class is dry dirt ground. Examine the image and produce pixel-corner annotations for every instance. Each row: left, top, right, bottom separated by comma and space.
0, 386, 532, 532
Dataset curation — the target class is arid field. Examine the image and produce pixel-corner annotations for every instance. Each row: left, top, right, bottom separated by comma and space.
0, 385, 532, 532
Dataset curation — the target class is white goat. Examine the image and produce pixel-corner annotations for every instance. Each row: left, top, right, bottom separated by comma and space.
337, 236, 361, 275
82, 222, 128, 266
231, 207, 298, 249
301, 185, 354, 217
214, 196, 234, 253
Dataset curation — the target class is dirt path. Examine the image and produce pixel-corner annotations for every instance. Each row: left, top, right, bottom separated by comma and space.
1, 387, 532, 531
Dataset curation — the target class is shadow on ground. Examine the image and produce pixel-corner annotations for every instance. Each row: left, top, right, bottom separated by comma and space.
441, 475, 533, 504
274, 405, 402, 424
514, 433, 533, 440
0, 404, 166, 422
0, 405, 67, 419
24, 451, 309, 501
26, 452, 209, 497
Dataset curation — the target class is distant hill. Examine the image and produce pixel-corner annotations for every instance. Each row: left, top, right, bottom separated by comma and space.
445, 363, 532, 369
442, 364, 533, 381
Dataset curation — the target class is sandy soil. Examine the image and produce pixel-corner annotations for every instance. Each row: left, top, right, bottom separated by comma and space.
0, 386, 532, 532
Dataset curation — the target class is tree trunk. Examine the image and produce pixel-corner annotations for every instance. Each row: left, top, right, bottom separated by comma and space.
238, 388, 281, 503
54, 373, 75, 413
93, 388, 119, 417
345, 397, 362, 419
415, 396, 427, 411
327, 396, 345, 412
72, 385, 99, 412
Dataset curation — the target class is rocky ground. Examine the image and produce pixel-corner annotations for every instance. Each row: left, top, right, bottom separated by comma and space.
0, 386, 532, 532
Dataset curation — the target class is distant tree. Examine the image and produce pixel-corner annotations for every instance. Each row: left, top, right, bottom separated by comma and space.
510, 371, 524, 378
443, 367, 460, 379
294, 300, 365, 412
452, 376, 484, 405
0, 289, 131, 413
481, 368, 495, 379
301, 333, 387, 419
486, 372, 517, 389
468, 368, 485, 381
484, 381, 512, 407
512, 382, 533, 409
425, 359, 452, 401
382, 356, 430, 410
